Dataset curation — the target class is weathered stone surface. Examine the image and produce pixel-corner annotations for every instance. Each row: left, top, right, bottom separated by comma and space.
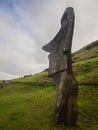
43, 7, 74, 76
42, 7, 78, 126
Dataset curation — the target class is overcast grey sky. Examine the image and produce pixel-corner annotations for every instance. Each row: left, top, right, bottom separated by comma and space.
0, 0, 98, 79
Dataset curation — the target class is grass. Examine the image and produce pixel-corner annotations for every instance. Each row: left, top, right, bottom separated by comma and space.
0, 41, 98, 130
72, 40, 98, 62
0, 83, 98, 130
78, 86, 98, 130
73, 57, 98, 85
12, 71, 52, 82
12, 71, 54, 86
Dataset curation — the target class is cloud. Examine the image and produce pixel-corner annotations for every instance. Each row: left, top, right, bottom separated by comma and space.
0, 4, 48, 79
0, 0, 98, 79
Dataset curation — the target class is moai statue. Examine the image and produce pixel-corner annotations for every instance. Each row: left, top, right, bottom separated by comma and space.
42, 7, 78, 126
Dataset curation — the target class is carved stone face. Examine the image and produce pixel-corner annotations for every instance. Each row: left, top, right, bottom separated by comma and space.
42, 7, 74, 53
48, 39, 68, 76
42, 7, 74, 76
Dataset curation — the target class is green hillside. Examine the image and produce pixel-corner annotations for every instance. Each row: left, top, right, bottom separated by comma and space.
0, 41, 98, 130
72, 40, 98, 62
72, 40, 98, 85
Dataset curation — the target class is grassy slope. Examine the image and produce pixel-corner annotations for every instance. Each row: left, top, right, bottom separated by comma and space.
72, 40, 98, 62
0, 41, 98, 130
73, 57, 98, 85
12, 71, 54, 86
72, 40, 98, 85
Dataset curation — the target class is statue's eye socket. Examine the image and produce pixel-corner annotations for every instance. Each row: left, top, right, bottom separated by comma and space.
63, 50, 68, 54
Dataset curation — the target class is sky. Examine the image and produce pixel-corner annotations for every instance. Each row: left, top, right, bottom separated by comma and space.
0, 0, 98, 80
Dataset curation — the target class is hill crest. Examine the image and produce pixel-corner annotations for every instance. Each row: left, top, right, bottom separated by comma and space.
72, 40, 98, 62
